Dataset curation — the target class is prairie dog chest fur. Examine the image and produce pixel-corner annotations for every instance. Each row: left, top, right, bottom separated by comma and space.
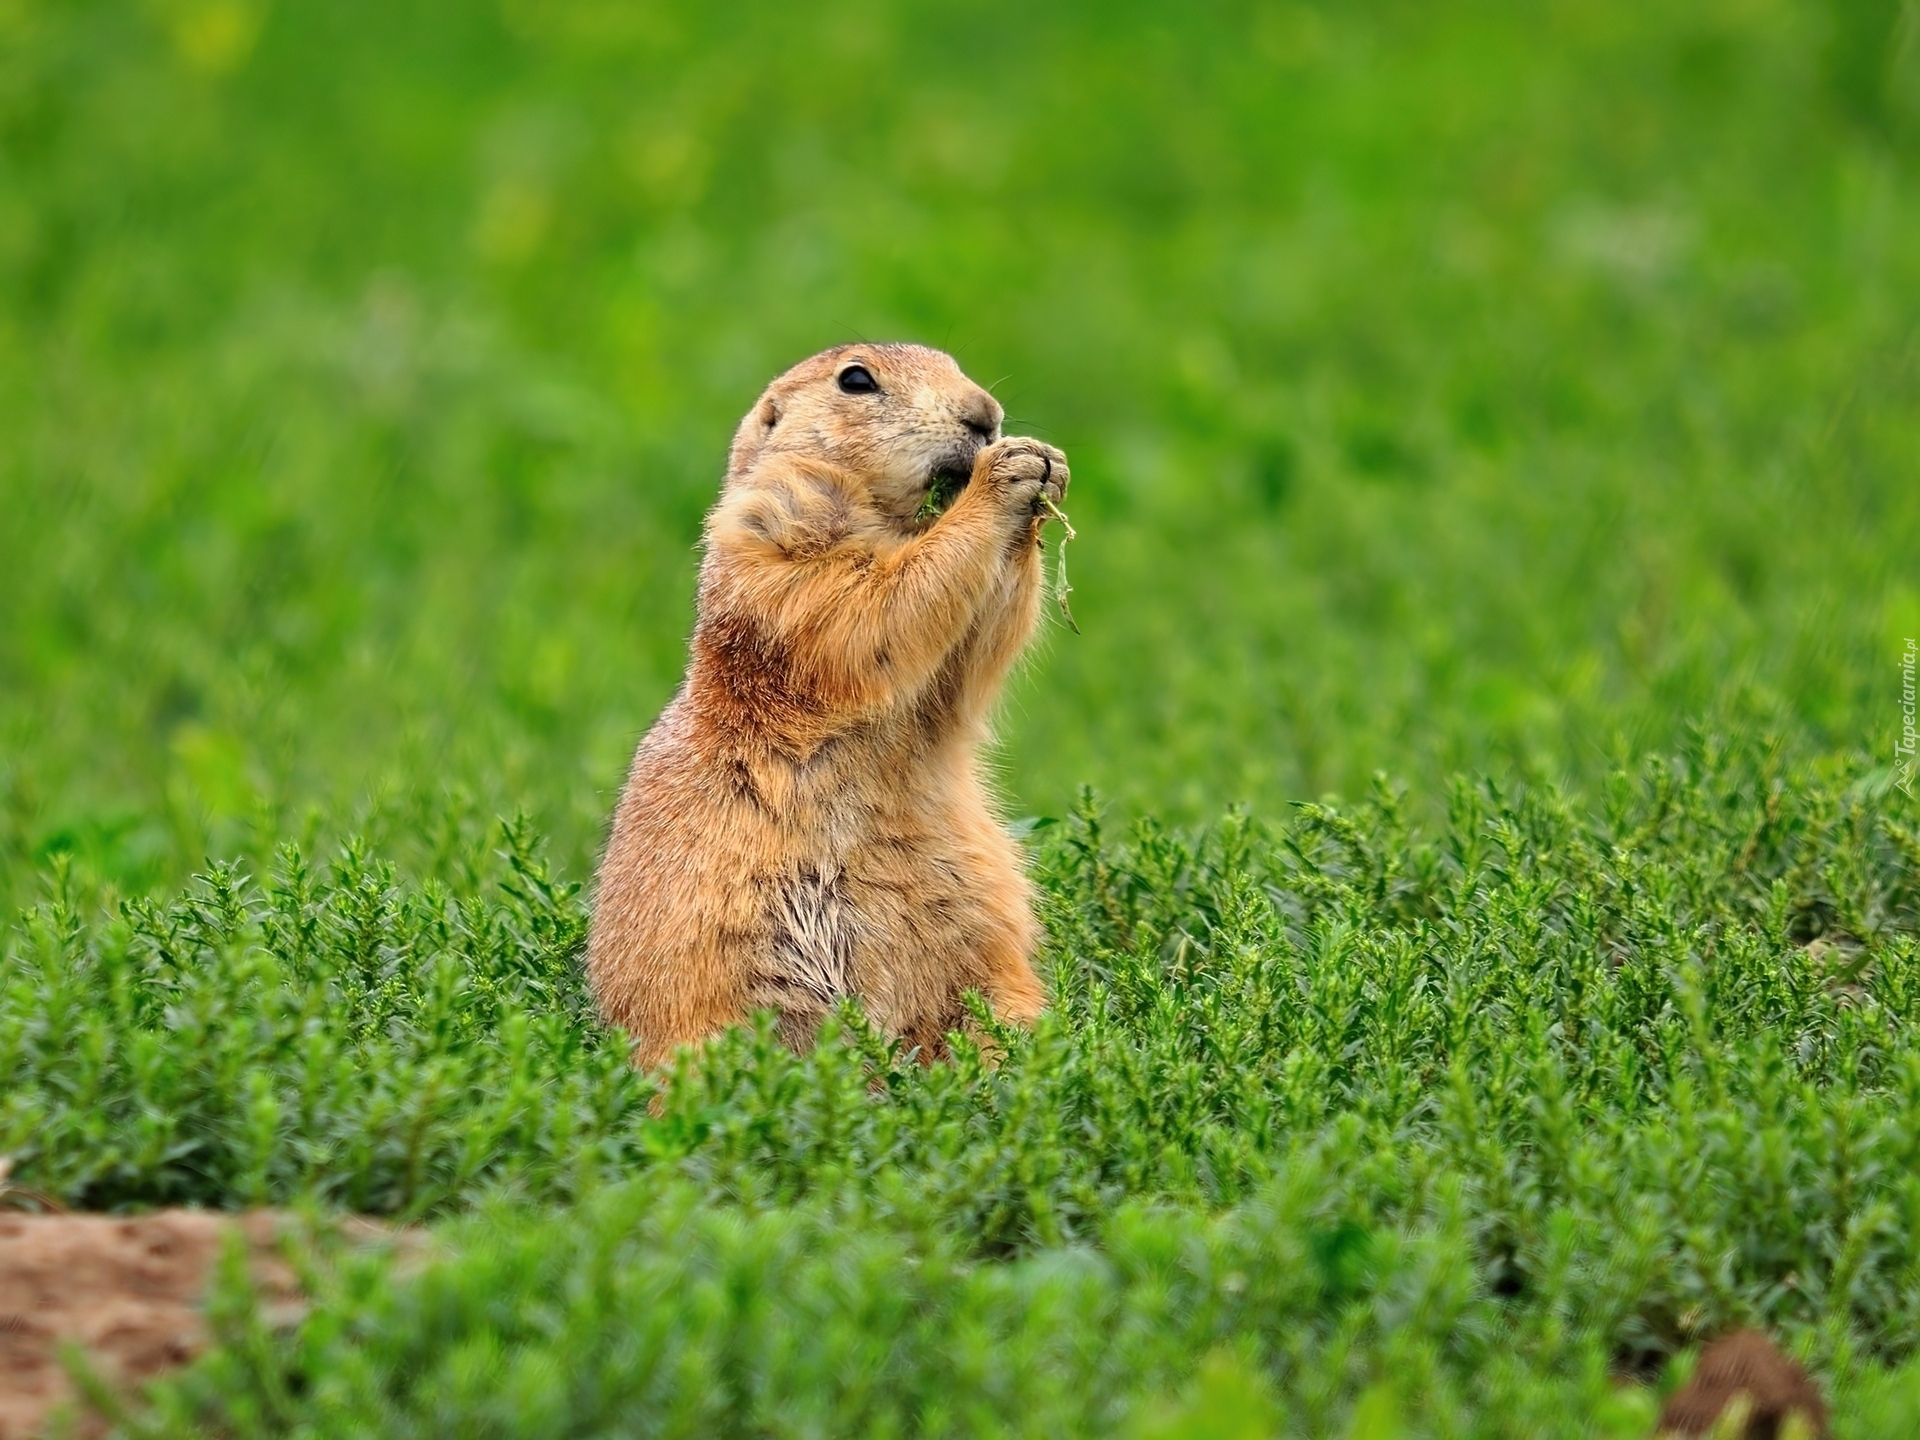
588, 343, 1068, 1067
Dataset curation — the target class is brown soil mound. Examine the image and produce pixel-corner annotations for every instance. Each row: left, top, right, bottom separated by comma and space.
0, 1210, 301, 1439
1657, 1329, 1830, 1439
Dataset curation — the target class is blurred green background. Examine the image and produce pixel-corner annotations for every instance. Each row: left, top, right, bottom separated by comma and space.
2, 0, 1918, 899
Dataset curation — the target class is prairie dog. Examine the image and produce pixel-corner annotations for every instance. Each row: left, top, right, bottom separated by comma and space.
588, 343, 1068, 1066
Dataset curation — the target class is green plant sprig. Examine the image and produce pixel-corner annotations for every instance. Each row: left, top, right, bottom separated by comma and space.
915, 472, 966, 524
1041, 494, 1079, 634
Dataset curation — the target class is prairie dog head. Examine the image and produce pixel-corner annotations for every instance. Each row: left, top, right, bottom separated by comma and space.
726, 343, 1004, 525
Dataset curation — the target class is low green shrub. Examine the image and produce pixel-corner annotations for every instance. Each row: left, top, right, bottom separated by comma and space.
127, 1176, 1662, 1438
8, 736, 1920, 1424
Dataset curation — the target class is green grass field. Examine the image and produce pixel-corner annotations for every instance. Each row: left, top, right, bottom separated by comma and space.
5, 0, 1920, 1433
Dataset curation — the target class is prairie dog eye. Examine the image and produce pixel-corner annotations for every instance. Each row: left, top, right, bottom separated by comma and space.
837, 364, 879, 394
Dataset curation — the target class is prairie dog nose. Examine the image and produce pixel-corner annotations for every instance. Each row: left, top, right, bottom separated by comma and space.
959, 390, 1003, 441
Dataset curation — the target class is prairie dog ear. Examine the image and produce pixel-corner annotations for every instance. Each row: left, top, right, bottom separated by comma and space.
728, 392, 783, 479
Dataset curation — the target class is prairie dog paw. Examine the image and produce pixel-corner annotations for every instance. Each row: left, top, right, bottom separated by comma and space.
976, 437, 1070, 513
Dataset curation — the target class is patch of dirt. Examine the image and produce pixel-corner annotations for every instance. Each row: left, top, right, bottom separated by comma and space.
0, 1210, 301, 1439
1657, 1329, 1829, 1439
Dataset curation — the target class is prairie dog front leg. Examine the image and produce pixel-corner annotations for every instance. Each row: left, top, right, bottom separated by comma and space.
929, 438, 1072, 731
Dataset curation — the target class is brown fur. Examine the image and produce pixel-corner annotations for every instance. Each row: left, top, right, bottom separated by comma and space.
1657, 1331, 1829, 1439
588, 343, 1068, 1067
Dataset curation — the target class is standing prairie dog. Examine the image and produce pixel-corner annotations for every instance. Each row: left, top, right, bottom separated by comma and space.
588, 343, 1068, 1067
